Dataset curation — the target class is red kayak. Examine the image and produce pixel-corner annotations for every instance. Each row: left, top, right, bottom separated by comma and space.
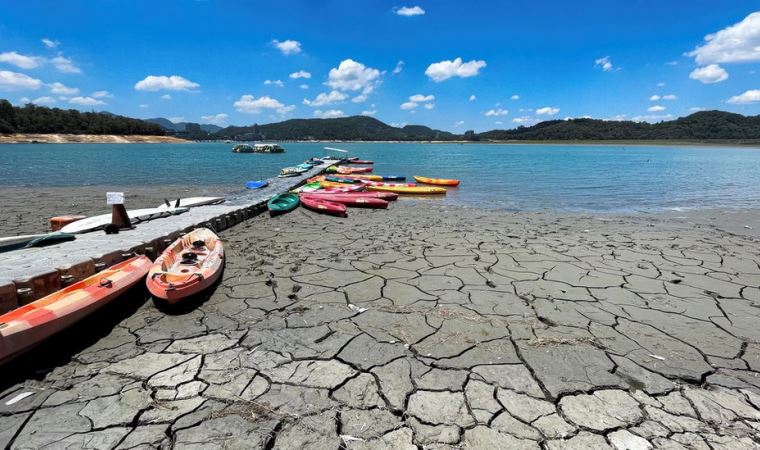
300, 195, 347, 217
302, 193, 388, 209
346, 158, 374, 164
307, 191, 398, 201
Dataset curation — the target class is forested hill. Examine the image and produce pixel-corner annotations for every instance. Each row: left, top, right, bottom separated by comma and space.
478, 111, 760, 141
4, 100, 760, 142
214, 116, 456, 141
0, 100, 164, 135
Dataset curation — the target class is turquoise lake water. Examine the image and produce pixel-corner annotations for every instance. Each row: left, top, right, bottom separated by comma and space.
2, 142, 760, 212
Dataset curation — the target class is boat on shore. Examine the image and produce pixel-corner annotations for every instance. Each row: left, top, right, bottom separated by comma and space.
146, 228, 225, 304
0, 256, 151, 363
232, 143, 285, 153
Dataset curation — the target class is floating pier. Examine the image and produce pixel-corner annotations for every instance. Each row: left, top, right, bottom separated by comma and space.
0, 162, 332, 313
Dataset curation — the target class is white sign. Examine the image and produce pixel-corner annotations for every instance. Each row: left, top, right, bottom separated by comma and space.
107, 192, 124, 205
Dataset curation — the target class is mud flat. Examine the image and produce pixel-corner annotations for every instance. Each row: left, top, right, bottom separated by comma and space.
1, 203, 760, 448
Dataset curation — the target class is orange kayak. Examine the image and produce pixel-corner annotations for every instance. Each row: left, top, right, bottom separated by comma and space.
413, 176, 461, 186
147, 228, 224, 303
367, 185, 447, 195
0, 255, 151, 363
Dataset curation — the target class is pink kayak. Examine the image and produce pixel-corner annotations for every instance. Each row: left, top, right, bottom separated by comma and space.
302, 193, 388, 209
299, 195, 348, 217
306, 191, 398, 201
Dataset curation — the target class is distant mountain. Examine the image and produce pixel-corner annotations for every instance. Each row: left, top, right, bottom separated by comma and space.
478, 111, 760, 141
215, 115, 457, 141
145, 117, 223, 133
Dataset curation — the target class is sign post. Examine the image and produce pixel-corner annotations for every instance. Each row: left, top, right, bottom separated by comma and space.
107, 192, 132, 230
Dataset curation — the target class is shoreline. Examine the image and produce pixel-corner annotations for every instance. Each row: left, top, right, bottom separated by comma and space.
0, 133, 188, 144
2, 133, 760, 147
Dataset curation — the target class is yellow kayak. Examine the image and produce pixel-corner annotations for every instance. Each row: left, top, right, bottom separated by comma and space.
367, 185, 446, 195
413, 175, 460, 186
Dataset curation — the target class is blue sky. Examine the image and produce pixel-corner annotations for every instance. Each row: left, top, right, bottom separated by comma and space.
2, 0, 760, 132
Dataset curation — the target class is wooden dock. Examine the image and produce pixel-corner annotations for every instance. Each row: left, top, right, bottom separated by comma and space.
0, 162, 331, 312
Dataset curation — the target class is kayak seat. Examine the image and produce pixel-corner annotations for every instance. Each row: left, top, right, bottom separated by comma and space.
180, 252, 199, 265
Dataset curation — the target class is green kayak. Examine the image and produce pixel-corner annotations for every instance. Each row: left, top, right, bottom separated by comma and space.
267, 193, 299, 216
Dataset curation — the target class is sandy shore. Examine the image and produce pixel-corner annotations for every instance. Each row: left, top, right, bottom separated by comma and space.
0, 134, 187, 144
1, 203, 760, 448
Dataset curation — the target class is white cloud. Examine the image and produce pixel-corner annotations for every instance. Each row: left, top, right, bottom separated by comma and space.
69, 96, 106, 106
314, 109, 346, 118
662, 94, 678, 100
327, 59, 381, 96
409, 94, 434, 102
92, 90, 113, 98
395, 6, 425, 16
360, 110, 376, 116
512, 116, 534, 124
0, 70, 43, 91
594, 56, 614, 72
689, 107, 706, 112
49, 82, 78, 95
647, 105, 666, 112
299, 84, 309, 89
289, 70, 311, 79
689, 64, 728, 84
31, 96, 56, 105
631, 113, 674, 123
469, 94, 476, 101
272, 39, 302, 55
264, 79, 284, 87
726, 89, 760, 104
510, 94, 520, 100
139, 103, 149, 108
200, 113, 229, 125
687, 12, 760, 65
657, 82, 666, 87
234, 94, 295, 115
484, 108, 508, 116
649, 95, 661, 101
0, 51, 44, 69
352, 94, 368, 103
135, 75, 200, 91
536, 106, 559, 115
401, 94, 435, 110
50, 55, 81, 74
393, 60, 404, 75
303, 90, 347, 106
390, 122, 408, 128
161, 94, 171, 100
425, 57, 486, 82
41, 38, 59, 49
454, 120, 464, 127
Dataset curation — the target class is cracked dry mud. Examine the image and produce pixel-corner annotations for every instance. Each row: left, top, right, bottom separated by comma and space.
2, 203, 760, 449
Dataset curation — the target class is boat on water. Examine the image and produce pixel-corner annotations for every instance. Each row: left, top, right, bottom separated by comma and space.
232, 143, 285, 153
413, 176, 461, 186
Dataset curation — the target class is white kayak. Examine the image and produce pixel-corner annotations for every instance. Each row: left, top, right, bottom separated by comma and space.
156, 197, 225, 209
61, 207, 189, 234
